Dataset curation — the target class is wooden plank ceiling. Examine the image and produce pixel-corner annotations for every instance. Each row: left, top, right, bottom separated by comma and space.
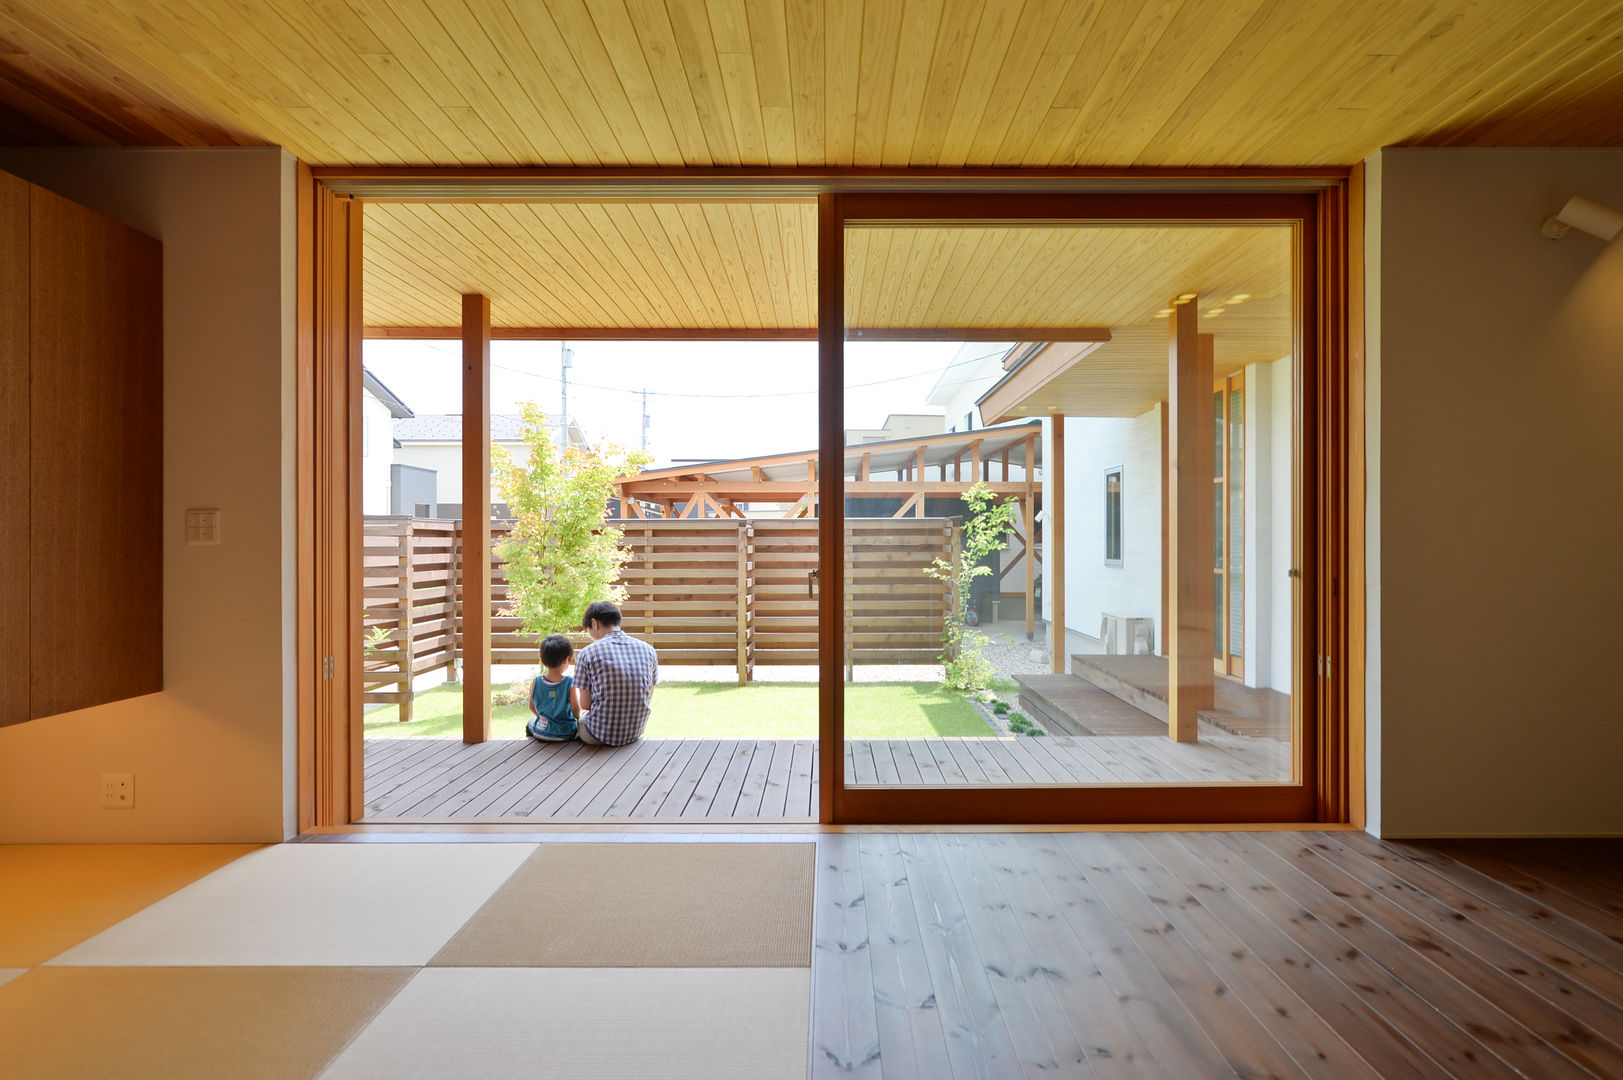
366, 209, 1290, 343
3, 1, 1622, 166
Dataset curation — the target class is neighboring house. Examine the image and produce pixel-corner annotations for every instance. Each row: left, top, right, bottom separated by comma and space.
972, 343, 1294, 697
360, 369, 412, 516
392, 413, 588, 519
843, 412, 944, 445
926, 342, 1012, 433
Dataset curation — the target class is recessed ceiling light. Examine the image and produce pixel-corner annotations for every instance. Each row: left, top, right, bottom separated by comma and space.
1175, 293, 1196, 303
1206, 307, 1225, 316
1227, 293, 1251, 304
1155, 308, 1173, 318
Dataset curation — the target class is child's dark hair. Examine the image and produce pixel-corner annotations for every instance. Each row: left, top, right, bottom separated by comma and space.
540, 634, 573, 668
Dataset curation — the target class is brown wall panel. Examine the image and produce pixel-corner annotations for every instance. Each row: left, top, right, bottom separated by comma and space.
28, 183, 162, 716
0, 173, 27, 726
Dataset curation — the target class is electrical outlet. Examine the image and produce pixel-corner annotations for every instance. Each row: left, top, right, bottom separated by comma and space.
101, 773, 134, 809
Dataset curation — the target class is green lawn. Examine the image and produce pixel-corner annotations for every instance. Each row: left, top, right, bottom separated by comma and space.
364, 680, 994, 740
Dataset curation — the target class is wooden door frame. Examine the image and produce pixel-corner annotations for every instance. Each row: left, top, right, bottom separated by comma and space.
823, 189, 1351, 826
298, 168, 1361, 830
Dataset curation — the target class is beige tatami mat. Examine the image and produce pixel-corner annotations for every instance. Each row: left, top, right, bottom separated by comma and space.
51, 843, 535, 967
432, 842, 814, 968
320, 967, 810, 1079
0, 966, 412, 1080
0, 843, 259, 965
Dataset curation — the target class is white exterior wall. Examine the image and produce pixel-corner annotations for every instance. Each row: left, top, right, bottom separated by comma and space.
394, 441, 529, 507
360, 392, 394, 514
1059, 410, 1164, 646
1241, 354, 1294, 694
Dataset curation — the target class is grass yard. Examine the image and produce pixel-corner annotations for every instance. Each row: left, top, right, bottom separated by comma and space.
363, 680, 994, 740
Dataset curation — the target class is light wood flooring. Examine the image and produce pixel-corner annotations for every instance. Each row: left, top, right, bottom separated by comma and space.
812, 832, 1623, 1079
363, 734, 1288, 822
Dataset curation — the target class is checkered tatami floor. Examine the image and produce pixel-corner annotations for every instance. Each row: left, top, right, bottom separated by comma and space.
0, 841, 814, 1079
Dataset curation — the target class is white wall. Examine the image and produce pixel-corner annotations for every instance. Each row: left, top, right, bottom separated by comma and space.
0, 147, 297, 842
1371, 148, 1623, 837
394, 441, 527, 507
1057, 411, 1164, 647
361, 393, 394, 515
1242, 354, 1294, 694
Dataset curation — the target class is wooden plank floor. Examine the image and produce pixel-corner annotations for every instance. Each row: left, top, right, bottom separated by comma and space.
363, 734, 1289, 821
811, 832, 1623, 1078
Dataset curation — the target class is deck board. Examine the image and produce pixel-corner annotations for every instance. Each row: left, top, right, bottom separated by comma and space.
364, 732, 1291, 822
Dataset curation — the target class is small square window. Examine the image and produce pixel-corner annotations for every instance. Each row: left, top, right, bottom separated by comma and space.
1104, 468, 1123, 566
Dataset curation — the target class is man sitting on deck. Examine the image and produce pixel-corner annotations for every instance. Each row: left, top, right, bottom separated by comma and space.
573, 600, 659, 746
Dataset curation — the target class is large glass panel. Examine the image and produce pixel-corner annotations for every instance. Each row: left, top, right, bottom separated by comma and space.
842, 220, 1295, 792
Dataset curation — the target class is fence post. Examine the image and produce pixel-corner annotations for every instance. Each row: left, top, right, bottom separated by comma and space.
397, 519, 415, 723
450, 518, 463, 682
949, 520, 962, 660
844, 522, 855, 683
736, 522, 750, 686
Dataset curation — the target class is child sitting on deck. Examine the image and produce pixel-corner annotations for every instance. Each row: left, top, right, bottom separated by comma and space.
526, 634, 579, 742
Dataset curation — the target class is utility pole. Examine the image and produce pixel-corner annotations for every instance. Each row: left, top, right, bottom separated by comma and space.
641, 388, 650, 453
560, 341, 573, 441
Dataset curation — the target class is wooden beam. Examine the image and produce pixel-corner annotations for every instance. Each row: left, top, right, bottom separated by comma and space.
461, 293, 492, 745
1050, 417, 1066, 673
1167, 304, 1215, 743
846, 326, 1115, 342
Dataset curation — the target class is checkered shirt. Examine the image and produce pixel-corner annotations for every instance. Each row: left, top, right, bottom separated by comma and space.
574, 628, 659, 746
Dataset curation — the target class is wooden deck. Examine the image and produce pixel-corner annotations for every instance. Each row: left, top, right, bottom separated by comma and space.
363, 733, 1288, 822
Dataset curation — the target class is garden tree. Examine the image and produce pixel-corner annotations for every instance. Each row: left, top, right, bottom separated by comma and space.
493, 403, 650, 638
924, 481, 1019, 692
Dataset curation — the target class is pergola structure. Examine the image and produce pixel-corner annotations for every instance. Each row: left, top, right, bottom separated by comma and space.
616, 421, 1040, 520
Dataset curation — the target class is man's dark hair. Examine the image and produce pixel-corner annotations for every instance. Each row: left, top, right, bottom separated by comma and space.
581, 600, 622, 630
540, 634, 573, 668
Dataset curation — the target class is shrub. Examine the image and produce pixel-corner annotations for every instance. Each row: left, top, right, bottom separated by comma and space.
991, 700, 1011, 715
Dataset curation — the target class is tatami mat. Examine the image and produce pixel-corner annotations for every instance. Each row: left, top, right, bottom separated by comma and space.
0, 966, 412, 1080
432, 842, 814, 967
0, 843, 258, 965
320, 967, 810, 1079
50, 843, 535, 967
0, 968, 25, 989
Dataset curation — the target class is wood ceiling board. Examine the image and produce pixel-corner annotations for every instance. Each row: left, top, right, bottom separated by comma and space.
363, 200, 822, 331
6, 2, 1623, 165
982, 312, 1291, 421
844, 224, 1291, 330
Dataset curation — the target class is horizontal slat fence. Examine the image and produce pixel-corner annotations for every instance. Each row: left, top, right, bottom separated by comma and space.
363, 516, 955, 717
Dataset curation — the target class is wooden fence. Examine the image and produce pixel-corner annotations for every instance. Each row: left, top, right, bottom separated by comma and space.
362, 516, 957, 719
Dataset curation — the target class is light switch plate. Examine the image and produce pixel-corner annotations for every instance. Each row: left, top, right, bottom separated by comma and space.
185, 508, 221, 545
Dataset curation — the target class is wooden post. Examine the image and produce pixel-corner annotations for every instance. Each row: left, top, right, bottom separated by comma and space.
1167, 303, 1215, 742
736, 522, 750, 686
1050, 416, 1066, 674
461, 293, 492, 744
949, 521, 963, 658
1024, 432, 1036, 639
816, 193, 843, 824
398, 519, 414, 723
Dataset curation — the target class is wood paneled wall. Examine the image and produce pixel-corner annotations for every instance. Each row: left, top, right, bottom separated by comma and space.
2, 174, 162, 724
0, 172, 27, 726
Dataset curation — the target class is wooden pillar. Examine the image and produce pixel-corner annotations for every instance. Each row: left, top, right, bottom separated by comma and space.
1050, 417, 1066, 674
461, 293, 492, 744
398, 520, 415, 724
736, 522, 751, 686
1024, 433, 1036, 639
1167, 302, 1215, 742
816, 193, 843, 824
